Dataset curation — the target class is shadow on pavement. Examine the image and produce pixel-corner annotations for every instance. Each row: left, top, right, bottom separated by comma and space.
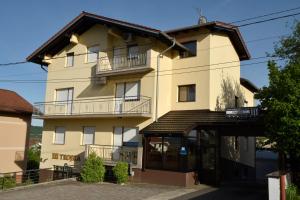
173, 182, 268, 200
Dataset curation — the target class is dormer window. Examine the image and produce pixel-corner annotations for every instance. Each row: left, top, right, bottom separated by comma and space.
180, 41, 197, 58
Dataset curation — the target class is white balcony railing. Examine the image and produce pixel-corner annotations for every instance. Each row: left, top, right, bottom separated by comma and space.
97, 52, 148, 73
85, 145, 138, 165
33, 96, 151, 117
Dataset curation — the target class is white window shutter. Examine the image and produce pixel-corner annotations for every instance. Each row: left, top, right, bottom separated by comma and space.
55, 127, 65, 144
123, 128, 138, 143
125, 82, 139, 100
83, 127, 95, 145
114, 127, 123, 146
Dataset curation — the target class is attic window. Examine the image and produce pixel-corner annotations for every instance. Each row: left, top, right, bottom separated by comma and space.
180, 41, 197, 58
87, 46, 99, 63
66, 52, 74, 67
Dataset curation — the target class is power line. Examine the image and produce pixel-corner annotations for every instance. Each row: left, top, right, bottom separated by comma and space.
0, 32, 288, 80
0, 57, 283, 84
0, 9, 296, 68
231, 6, 300, 24
237, 12, 300, 27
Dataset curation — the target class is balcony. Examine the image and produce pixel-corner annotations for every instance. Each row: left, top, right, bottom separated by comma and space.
33, 96, 151, 119
85, 145, 138, 166
225, 107, 260, 119
96, 51, 152, 77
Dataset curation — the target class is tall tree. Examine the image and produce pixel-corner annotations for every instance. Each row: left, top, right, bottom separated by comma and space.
255, 22, 300, 183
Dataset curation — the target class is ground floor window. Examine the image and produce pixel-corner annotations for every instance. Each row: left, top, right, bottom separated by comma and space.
54, 127, 65, 144
113, 127, 139, 147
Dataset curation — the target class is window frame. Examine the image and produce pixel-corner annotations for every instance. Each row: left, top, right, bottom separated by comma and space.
178, 84, 196, 102
115, 81, 141, 101
53, 127, 65, 145
66, 52, 74, 67
180, 40, 197, 58
113, 126, 139, 147
81, 126, 95, 145
86, 45, 99, 63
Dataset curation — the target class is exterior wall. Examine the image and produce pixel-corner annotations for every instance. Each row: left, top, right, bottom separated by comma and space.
242, 85, 255, 107
0, 113, 31, 173
208, 33, 241, 110
40, 117, 147, 169
171, 30, 211, 110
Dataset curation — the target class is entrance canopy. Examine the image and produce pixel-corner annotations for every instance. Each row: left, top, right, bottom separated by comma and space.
141, 109, 265, 137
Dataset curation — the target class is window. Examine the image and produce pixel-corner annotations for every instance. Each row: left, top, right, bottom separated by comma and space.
123, 128, 139, 146
54, 127, 65, 144
116, 81, 140, 101
66, 52, 74, 67
178, 84, 195, 102
82, 127, 95, 145
180, 41, 197, 58
113, 127, 139, 147
56, 88, 73, 114
87, 46, 99, 63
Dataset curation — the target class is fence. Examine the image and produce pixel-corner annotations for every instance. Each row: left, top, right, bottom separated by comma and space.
0, 166, 78, 190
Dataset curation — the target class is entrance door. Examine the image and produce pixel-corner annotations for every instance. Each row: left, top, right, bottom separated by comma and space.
198, 129, 219, 185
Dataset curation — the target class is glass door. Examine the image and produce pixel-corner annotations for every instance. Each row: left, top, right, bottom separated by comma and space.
199, 129, 219, 185
55, 88, 73, 115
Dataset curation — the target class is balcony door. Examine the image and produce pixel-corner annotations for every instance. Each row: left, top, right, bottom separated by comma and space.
56, 88, 73, 115
115, 82, 140, 114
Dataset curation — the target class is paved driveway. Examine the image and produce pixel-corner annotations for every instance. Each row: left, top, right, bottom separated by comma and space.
0, 180, 268, 200
0, 180, 195, 200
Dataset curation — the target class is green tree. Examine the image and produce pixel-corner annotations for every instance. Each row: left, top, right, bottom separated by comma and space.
27, 145, 41, 170
255, 22, 300, 183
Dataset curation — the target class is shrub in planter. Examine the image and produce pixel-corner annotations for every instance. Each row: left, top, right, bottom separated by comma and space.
113, 162, 129, 184
80, 152, 105, 183
0, 176, 16, 189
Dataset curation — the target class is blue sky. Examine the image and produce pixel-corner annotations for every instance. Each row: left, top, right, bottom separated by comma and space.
0, 0, 299, 126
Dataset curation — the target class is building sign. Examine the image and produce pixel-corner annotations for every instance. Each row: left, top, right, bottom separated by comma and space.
52, 153, 81, 161
179, 147, 188, 156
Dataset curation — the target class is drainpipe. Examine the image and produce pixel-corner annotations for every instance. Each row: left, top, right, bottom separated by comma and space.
155, 37, 176, 122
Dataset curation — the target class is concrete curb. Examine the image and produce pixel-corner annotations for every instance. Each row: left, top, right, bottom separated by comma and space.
0, 178, 77, 193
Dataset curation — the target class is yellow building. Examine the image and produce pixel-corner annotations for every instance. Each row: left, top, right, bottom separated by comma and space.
27, 12, 263, 186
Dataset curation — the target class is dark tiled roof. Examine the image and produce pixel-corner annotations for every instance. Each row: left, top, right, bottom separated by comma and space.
0, 89, 33, 114
141, 109, 261, 134
27, 11, 188, 65
240, 77, 259, 92
165, 21, 251, 61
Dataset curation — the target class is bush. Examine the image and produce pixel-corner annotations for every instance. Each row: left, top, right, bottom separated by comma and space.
80, 152, 105, 183
0, 176, 16, 189
286, 184, 299, 200
113, 162, 129, 184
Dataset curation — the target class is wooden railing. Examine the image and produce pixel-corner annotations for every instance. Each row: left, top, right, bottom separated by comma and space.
33, 96, 151, 117
85, 145, 138, 165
